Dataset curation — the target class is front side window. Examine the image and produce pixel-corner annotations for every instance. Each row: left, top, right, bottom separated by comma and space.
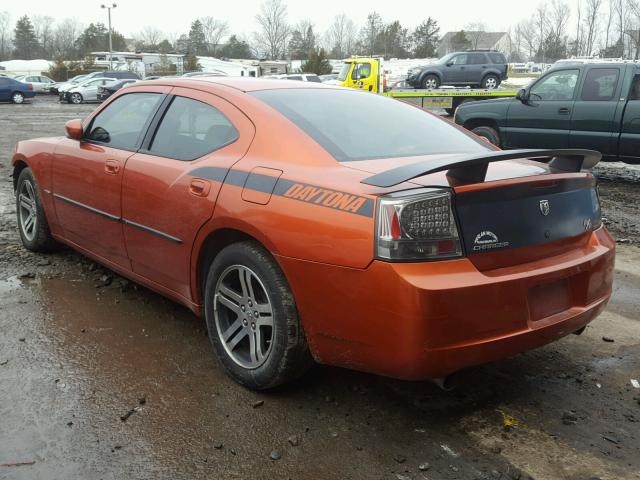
352, 63, 372, 80
85, 92, 162, 150
149, 96, 239, 161
450, 54, 469, 65
531, 69, 579, 101
252, 89, 489, 162
581, 68, 620, 101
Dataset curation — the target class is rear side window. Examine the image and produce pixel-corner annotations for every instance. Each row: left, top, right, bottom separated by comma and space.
581, 68, 620, 101
469, 54, 487, 65
488, 53, 506, 63
85, 92, 162, 150
287, 75, 302, 81
251, 89, 489, 162
149, 96, 238, 161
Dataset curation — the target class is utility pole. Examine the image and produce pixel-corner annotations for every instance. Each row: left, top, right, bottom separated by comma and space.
101, 3, 117, 70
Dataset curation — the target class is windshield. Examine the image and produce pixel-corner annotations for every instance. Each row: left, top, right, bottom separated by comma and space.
337, 63, 351, 82
251, 89, 489, 162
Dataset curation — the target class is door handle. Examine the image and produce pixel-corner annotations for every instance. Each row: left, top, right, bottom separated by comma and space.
104, 159, 120, 175
558, 107, 571, 115
189, 179, 211, 197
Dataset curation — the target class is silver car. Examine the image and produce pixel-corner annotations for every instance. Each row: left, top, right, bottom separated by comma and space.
62, 77, 117, 104
14, 75, 56, 93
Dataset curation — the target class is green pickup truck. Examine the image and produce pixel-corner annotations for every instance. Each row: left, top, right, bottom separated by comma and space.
454, 62, 640, 162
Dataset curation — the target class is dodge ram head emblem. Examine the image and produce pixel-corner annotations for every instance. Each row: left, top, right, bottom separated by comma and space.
539, 199, 550, 216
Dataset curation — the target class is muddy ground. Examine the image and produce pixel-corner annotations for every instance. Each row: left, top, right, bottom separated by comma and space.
1, 96, 639, 480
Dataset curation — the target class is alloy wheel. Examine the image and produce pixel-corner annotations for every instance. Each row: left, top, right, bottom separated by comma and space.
12, 92, 24, 104
214, 265, 274, 369
18, 179, 37, 241
71, 93, 82, 104
485, 77, 498, 89
425, 78, 437, 89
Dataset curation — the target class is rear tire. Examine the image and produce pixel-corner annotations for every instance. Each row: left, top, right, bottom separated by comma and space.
15, 168, 58, 252
471, 125, 501, 147
482, 74, 500, 89
11, 92, 25, 104
421, 74, 440, 89
204, 241, 313, 390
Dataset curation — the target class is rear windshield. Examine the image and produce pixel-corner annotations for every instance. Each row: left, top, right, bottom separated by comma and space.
251, 89, 489, 162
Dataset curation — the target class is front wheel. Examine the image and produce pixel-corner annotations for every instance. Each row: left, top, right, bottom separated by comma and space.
16, 168, 58, 252
421, 74, 440, 89
12, 92, 25, 104
471, 125, 501, 147
482, 74, 500, 89
204, 241, 313, 389
69, 92, 83, 104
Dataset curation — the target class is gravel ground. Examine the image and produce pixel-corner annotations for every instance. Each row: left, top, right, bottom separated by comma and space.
1, 96, 639, 480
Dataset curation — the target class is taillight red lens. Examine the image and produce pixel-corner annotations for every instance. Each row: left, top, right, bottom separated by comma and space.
27, 84, 33, 90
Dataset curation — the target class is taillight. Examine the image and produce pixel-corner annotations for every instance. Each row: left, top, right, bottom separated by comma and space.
591, 187, 602, 229
27, 83, 33, 90
376, 189, 462, 261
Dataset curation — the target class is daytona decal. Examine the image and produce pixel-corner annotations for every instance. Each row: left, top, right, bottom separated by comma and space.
280, 183, 368, 215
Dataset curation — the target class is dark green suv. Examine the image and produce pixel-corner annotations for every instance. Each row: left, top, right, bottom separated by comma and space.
454, 62, 640, 162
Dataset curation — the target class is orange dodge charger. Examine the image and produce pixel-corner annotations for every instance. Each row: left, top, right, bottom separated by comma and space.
12, 78, 615, 389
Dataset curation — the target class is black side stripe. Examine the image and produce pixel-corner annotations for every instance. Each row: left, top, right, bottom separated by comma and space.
188, 167, 375, 217
53, 193, 182, 244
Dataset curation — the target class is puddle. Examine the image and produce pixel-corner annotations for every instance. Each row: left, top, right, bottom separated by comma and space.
0, 275, 24, 294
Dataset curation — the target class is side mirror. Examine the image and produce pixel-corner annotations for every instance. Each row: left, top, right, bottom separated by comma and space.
515, 88, 528, 102
65, 119, 83, 140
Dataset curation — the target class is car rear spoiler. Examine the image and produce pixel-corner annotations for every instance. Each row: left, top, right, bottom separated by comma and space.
360, 149, 602, 188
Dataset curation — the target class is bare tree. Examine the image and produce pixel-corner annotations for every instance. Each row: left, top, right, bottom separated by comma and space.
52, 18, 81, 59
628, 0, 640, 58
583, 0, 603, 55
32, 15, 55, 58
254, 0, 290, 59
464, 22, 488, 49
604, 0, 615, 50
534, 4, 550, 62
0, 11, 11, 60
325, 13, 356, 58
200, 16, 229, 56
140, 26, 163, 48
518, 19, 538, 59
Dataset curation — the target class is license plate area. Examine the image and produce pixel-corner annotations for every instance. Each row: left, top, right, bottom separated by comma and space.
528, 278, 572, 322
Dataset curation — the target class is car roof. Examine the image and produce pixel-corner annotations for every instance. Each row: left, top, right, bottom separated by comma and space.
136, 76, 333, 92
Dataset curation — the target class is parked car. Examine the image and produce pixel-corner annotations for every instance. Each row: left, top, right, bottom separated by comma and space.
182, 70, 228, 77
407, 50, 508, 89
0, 77, 36, 103
61, 77, 117, 104
83, 70, 140, 81
50, 75, 88, 95
97, 78, 138, 101
454, 62, 640, 162
269, 73, 322, 82
11, 77, 614, 390
319, 73, 338, 82
13, 75, 55, 93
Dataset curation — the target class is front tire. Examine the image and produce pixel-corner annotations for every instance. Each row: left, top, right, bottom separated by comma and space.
421, 74, 440, 89
15, 168, 57, 252
471, 125, 501, 147
70, 92, 83, 104
12, 92, 25, 104
204, 241, 313, 389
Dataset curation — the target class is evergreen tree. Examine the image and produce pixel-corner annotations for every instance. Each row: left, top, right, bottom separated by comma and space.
75, 23, 126, 57
188, 20, 207, 55
13, 15, 39, 59
219, 35, 252, 58
381, 21, 409, 58
358, 12, 383, 55
184, 52, 202, 72
411, 18, 440, 58
300, 48, 332, 75
157, 39, 173, 54
450, 30, 471, 52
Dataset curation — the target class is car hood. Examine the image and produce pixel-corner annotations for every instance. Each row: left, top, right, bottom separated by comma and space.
340, 153, 550, 193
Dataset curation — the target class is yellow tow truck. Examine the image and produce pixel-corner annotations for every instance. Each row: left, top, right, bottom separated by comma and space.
337, 56, 519, 114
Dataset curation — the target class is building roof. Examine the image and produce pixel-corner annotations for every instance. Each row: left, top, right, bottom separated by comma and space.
439, 31, 508, 50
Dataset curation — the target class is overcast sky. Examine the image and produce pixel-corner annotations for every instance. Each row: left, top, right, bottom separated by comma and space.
3, 0, 530, 40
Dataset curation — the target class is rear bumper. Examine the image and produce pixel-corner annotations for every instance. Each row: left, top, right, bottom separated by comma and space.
278, 227, 615, 380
